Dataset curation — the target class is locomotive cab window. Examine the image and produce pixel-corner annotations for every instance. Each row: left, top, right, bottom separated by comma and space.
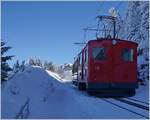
122, 48, 134, 61
92, 47, 106, 60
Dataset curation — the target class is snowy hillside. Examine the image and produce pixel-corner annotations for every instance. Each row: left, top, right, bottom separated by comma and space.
2, 66, 149, 119
2, 66, 65, 118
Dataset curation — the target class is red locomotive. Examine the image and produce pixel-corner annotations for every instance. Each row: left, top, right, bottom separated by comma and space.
72, 38, 138, 95
72, 15, 138, 96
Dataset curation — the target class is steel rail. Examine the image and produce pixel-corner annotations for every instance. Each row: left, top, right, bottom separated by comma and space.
101, 98, 149, 119
125, 97, 149, 105
114, 98, 149, 111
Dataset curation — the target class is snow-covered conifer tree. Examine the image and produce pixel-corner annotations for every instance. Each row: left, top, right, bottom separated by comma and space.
29, 58, 36, 66
44, 61, 48, 69
47, 62, 55, 72
1, 41, 14, 81
20, 60, 26, 72
13, 60, 20, 73
35, 58, 42, 67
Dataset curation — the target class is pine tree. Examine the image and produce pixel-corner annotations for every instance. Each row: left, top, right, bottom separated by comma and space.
138, 2, 149, 83
123, 1, 141, 41
35, 58, 42, 67
115, 12, 124, 39
47, 62, 55, 72
139, 1, 149, 59
29, 58, 35, 66
57, 65, 64, 78
44, 61, 55, 72
13, 60, 20, 73
29, 58, 43, 67
20, 60, 25, 72
1, 41, 14, 81
44, 61, 48, 69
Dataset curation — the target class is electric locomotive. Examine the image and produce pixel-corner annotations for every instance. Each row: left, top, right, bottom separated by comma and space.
72, 15, 138, 96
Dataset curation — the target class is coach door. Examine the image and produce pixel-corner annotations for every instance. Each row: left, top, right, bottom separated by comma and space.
91, 41, 112, 84
83, 47, 88, 82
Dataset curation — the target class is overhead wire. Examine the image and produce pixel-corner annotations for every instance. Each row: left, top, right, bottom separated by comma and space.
82, 1, 104, 42
114, 1, 123, 38
83, 1, 104, 41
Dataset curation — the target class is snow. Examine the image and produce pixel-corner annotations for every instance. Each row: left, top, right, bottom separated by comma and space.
46, 69, 73, 82
131, 81, 149, 103
46, 70, 62, 82
138, 55, 147, 65
62, 70, 73, 82
2, 66, 63, 118
2, 1, 149, 119
2, 66, 149, 119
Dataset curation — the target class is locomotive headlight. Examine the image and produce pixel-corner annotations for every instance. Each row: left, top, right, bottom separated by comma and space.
112, 39, 117, 45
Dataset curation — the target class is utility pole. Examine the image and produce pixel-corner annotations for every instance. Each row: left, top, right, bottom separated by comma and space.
96, 15, 116, 39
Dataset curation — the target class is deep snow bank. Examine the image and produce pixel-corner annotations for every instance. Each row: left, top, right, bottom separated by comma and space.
1, 66, 89, 119
1, 66, 67, 118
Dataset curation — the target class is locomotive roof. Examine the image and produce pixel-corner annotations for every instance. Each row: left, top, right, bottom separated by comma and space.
87, 38, 138, 46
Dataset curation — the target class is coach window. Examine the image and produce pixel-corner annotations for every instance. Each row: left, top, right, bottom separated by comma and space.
86, 49, 88, 63
92, 47, 106, 60
85, 50, 87, 62
122, 48, 134, 61
80, 54, 82, 65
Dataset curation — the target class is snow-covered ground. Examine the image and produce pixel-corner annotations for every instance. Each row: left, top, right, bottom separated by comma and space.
131, 81, 149, 103
1, 66, 149, 119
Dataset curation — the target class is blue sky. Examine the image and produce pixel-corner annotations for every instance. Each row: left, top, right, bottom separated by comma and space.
2, 1, 127, 66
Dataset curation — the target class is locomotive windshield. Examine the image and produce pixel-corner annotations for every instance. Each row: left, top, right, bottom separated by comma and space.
92, 47, 106, 60
122, 48, 134, 61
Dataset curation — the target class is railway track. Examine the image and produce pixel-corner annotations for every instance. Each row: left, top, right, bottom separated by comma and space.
101, 98, 149, 119
71, 83, 149, 118
125, 97, 149, 105
114, 98, 149, 111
